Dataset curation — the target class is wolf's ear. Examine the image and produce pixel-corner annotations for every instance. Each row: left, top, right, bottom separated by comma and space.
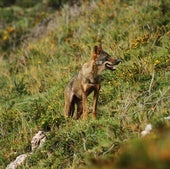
92, 45, 98, 60
93, 45, 98, 54
92, 45, 102, 60
97, 44, 102, 54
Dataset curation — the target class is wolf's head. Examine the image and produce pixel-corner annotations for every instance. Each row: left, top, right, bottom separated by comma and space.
92, 45, 121, 73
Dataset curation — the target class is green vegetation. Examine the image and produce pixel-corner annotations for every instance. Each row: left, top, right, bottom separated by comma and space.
0, 0, 170, 168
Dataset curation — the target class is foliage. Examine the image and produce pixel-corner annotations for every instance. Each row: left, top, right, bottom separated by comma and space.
0, 0, 170, 168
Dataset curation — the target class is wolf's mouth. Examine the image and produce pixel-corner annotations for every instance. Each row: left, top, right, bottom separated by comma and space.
105, 59, 121, 71
105, 63, 116, 71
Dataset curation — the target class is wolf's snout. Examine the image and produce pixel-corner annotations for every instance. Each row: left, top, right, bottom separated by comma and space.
116, 59, 122, 65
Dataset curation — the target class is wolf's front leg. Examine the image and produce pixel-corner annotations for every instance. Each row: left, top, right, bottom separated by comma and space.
82, 91, 88, 120
92, 84, 100, 119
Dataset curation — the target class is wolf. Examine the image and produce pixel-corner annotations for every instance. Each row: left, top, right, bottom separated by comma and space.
64, 44, 121, 119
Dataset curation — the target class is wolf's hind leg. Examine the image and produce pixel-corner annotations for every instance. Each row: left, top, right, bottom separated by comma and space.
64, 88, 75, 118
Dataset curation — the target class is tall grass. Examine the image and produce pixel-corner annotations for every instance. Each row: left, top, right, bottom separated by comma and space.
0, 0, 170, 168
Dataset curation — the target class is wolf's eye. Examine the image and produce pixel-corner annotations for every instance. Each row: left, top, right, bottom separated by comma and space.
106, 55, 110, 60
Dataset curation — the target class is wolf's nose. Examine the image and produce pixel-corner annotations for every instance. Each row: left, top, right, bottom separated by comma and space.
116, 59, 122, 64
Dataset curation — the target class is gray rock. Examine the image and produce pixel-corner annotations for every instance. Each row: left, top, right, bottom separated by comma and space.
6, 154, 28, 169
31, 131, 47, 152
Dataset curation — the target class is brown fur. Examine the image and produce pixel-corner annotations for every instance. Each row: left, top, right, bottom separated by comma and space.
64, 45, 121, 119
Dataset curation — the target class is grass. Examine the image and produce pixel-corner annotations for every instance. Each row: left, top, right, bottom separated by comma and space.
0, 0, 170, 168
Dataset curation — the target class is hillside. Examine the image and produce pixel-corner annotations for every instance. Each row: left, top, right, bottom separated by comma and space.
0, 0, 170, 168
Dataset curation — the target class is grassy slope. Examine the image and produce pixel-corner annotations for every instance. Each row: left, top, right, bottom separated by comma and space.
0, 0, 170, 168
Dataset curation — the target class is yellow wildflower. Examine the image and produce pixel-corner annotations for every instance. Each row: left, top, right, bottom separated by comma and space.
2, 30, 8, 41
129, 73, 133, 77
154, 60, 160, 66
7, 26, 15, 33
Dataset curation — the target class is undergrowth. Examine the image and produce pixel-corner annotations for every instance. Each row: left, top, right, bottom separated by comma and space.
0, 0, 170, 168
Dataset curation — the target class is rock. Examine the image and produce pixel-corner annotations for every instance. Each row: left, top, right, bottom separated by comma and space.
141, 124, 152, 137
6, 131, 47, 169
164, 116, 170, 120
6, 154, 28, 169
31, 130, 47, 152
